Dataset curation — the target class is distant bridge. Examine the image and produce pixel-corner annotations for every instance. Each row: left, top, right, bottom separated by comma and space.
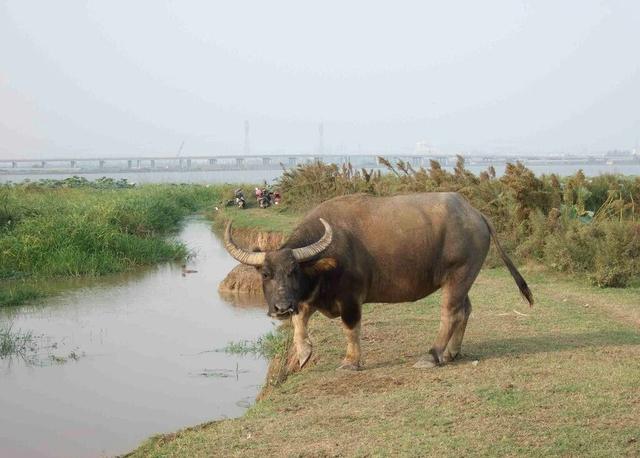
0, 153, 637, 174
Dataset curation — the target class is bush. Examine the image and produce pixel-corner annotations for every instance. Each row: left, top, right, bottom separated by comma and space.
543, 221, 598, 273
590, 222, 640, 287
276, 160, 640, 288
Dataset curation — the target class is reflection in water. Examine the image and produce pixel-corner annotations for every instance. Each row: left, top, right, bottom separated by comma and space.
0, 218, 274, 458
219, 291, 267, 309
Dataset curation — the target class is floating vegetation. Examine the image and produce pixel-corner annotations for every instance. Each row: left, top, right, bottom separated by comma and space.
196, 364, 249, 379
16, 176, 136, 189
222, 329, 290, 359
0, 324, 38, 361
0, 323, 84, 365
49, 349, 85, 364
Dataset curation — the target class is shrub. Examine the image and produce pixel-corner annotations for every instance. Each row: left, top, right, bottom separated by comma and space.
590, 222, 640, 287
276, 160, 640, 288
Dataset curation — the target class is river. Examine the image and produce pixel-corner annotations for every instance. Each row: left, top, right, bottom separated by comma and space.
1, 162, 639, 185
0, 218, 274, 458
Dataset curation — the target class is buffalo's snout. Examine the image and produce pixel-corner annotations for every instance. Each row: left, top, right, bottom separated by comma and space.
267, 301, 297, 319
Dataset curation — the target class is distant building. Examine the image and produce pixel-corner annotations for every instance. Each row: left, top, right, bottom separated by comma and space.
415, 141, 436, 155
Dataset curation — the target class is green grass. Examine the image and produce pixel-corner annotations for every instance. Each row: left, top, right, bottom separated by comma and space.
0, 180, 230, 306
0, 284, 45, 306
130, 267, 640, 457
0, 323, 37, 360
222, 328, 291, 359
212, 205, 301, 235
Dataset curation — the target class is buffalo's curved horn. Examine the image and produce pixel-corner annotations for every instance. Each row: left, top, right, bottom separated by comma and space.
292, 218, 333, 262
223, 221, 266, 266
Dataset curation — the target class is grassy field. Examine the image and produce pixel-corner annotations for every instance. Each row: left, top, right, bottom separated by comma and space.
131, 241, 640, 455
0, 180, 231, 306
211, 205, 301, 235
6, 178, 638, 455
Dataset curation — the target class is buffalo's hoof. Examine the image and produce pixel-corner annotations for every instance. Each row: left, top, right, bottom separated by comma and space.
443, 350, 459, 363
413, 355, 438, 369
298, 345, 312, 368
338, 362, 361, 371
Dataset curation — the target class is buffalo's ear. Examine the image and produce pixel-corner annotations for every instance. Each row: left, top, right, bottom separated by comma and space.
302, 257, 338, 276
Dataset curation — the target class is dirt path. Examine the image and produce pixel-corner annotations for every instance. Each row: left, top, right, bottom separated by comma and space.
130, 268, 640, 457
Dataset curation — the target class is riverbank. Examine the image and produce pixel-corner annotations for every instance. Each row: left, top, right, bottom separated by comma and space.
0, 179, 233, 306
131, 265, 640, 456
130, 207, 640, 457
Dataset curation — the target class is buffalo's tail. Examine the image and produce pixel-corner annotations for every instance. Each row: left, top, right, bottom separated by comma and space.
481, 214, 534, 307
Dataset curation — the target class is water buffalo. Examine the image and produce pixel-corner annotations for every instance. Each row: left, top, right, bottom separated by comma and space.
223, 193, 533, 370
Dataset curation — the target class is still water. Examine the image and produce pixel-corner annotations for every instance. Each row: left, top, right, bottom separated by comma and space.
0, 169, 284, 185
0, 219, 274, 458
1, 162, 639, 185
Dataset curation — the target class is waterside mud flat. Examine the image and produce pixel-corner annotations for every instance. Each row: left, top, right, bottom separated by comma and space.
0, 219, 274, 458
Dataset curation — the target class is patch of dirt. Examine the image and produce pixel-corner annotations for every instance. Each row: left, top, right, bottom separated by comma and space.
218, 227, 285, 296
218, 264, 264, 296
229, 228, 284, 251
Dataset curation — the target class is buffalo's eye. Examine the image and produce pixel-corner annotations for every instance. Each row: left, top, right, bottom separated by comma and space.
262, 271, 271, 279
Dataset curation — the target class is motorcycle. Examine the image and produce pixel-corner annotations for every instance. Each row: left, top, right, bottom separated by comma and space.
234, 189, 246, 209
255, 187, 272, 208
226, 188, 246, 209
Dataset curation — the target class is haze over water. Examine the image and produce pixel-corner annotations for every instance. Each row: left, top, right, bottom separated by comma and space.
2, 1, 639, 159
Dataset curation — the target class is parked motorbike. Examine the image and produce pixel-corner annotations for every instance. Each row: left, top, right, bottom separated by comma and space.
234, 188, 246, 209
255, 187, 272, 208
226, 188, 246, 208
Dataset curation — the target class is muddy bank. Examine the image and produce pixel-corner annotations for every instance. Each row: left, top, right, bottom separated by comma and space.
224, 226, 285, 251
218, 264, 264, 297
218, 226, 285, 296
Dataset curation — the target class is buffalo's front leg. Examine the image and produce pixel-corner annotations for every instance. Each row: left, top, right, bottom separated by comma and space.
291, 303, 315, 368
339, 301, 362, 370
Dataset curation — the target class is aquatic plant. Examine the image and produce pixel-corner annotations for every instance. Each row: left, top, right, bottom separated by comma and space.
223, 328, 290, 359
0, 285, 44, 307
0, 324, 37, 360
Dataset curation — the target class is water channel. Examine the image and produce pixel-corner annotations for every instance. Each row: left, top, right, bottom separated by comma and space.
0, 218, 274, 457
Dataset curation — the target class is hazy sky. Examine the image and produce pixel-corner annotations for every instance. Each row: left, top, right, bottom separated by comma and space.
1, 0, 639, 158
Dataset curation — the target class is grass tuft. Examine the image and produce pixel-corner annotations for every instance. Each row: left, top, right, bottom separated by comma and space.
0, 285, 45, 307
223, 329, 290, 359
0, 324, 37, 360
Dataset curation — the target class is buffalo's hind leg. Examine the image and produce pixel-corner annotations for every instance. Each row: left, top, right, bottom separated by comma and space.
444, 295, 471, 362
338, 299, 362, 371
414, 273, 476, 369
